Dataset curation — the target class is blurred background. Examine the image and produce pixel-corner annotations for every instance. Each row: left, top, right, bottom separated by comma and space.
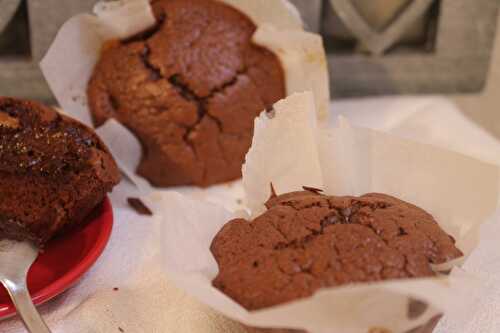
0, 0, 499, 138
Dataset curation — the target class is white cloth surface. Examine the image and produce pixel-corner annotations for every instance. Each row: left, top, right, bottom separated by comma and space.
1, 96, 500, 333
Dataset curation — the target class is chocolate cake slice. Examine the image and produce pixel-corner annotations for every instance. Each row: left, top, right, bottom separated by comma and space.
0, 97, 120, 247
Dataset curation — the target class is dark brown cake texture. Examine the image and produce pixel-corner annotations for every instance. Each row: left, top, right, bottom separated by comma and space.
0, 97, 121, 247
87, 0, 286, 187
211, 188, 463, 310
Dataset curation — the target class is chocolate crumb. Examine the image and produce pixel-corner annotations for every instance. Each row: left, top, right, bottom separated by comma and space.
127, 197, 153, 216
265, 108, 276, 119
302, 186, 323, 194
118, 327, 124, 332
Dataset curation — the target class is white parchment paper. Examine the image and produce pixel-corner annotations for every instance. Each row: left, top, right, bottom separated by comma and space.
243, 92, 323, 216
153, 92, 499, 333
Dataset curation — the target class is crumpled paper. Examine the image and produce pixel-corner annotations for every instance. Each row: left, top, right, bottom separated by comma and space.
150, 92, 499, 333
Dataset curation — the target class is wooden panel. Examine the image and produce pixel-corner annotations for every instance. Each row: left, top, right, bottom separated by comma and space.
288, 0, 322, 32
28, 0, 95, 61
327, 0, 499, 97
0, 0, 498, 99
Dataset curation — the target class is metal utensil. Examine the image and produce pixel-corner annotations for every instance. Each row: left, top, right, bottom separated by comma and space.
0, 240, 51, 333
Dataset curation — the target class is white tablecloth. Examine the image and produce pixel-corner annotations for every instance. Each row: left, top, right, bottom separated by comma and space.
2, 96, 500, 333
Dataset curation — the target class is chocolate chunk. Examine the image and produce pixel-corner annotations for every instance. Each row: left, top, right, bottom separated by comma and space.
127, 197, 153, 216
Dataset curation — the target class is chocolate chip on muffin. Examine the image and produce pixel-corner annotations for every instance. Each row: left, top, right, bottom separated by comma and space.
87, 0, 286, 187
0, 97, 121, 247
211, 189, 463, 310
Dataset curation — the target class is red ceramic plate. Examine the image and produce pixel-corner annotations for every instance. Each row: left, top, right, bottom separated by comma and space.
0, 197, 113, 319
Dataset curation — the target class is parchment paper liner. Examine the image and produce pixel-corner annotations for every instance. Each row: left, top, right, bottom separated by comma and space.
145, 92, 498, 333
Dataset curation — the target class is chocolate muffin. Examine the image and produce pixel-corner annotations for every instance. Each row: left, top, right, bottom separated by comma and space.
87, 0, 286, 187
211, 188, 463, 310
0, 97, 120, 247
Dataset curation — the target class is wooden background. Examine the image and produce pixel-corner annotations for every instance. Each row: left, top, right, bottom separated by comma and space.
0, 0, 499, 103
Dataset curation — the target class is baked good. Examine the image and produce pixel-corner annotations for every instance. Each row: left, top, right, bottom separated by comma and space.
211, 188, 463, 310
87, 0, 285, 187
0, 97, 120, 247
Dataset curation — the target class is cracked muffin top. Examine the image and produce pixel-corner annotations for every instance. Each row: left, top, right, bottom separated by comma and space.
0, 97, 120, 246
211, 188, 463, 310
87, 0, 285, 187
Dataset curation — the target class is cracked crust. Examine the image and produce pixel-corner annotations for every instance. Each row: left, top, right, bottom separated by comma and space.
0, 97, 120, 247
211, 190, 463, 310
87, 0, 285, 187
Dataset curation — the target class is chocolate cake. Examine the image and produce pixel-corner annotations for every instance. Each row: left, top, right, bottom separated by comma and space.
87, 0, 286, 187
211, 188, 463, 310
0, 97, 120, 247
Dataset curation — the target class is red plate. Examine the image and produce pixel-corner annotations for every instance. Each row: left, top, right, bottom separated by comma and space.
0, 197, 113, 319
